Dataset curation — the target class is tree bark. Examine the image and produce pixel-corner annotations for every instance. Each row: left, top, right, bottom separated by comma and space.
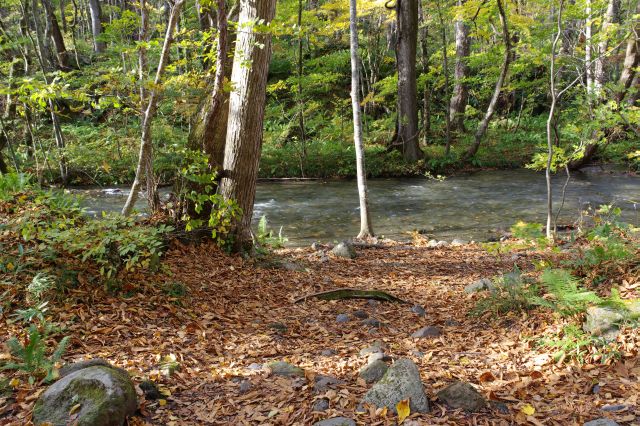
449, 0, 470, 133
394, 0, 422, 162
462, 0, 511, 161
41, 0, 71, 69
88, 0, 106, 53
614, 1, 639, 103
418, 0, 430, 142
219, 0, 277, 252
349, 0, 374, 239
122, 0, 184, 216
594, 0, 621, 92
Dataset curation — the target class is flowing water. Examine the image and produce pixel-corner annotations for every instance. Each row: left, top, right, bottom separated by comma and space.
71, 168, 640, 246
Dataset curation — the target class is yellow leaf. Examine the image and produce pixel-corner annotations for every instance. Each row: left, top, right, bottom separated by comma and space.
9, 378, 20, 387
69, 403, 81, 415
521, 404, 535, 415
158, 399, 167, 406
6, 262, 14, 271
396, 398, 410, 424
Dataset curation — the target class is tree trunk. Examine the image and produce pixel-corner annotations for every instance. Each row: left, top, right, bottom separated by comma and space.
594, 0, 621, 92
449, 0, 470, 133
187, 1, 234, 172
462, 0, 511, 161
122, 0, 184, 216
349, 0, 374, 239
418, 0, 430, 142
394, 0, 422, 162
41, 0, 70, 69
614, 1, 639, 103
219, 0, 277, 252
88, 0, 106, 53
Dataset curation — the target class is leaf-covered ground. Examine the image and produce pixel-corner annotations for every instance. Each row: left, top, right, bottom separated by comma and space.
1, 241, 639, 425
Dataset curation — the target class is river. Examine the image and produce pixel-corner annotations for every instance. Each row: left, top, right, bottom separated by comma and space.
71, 168, 640, 245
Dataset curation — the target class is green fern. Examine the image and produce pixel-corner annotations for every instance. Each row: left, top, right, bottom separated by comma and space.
539, 269, 602, 315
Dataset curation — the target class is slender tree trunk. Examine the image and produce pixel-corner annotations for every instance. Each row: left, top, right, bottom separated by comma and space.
436, 2, 452, 154
394, 0, 422, 162
449, 0, 470, 133
122, 0, 185, 216
297, 0, 307, 172
594, 0, 621, 91
88, 0, 106, 53
585, 0, 594, 95
462, 0, 511, 160
41, 0, 70, 69
348, 0, 374, 239
219, 0, 277, 252
418, 0, 430, 142
615, 3, 639, 103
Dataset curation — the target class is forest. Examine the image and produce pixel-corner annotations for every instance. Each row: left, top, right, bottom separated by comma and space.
0, 0, 640, 424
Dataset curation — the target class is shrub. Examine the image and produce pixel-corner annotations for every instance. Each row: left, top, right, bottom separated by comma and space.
471, 268, 542, 316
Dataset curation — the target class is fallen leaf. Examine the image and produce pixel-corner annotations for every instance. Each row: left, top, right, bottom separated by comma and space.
521, 404, 535, 415
397, 398, 410, 424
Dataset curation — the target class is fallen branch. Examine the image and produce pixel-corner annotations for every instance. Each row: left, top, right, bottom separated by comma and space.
294, 288, 408, 304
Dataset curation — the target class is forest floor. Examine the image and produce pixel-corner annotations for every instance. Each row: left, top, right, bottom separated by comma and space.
1, 240, 639, 425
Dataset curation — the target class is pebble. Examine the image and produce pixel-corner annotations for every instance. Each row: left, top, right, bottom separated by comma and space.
320, 349, 336, 356
313, 398, 330, 411
353, 310, 368, 319
411, 326, 442, 338
411, 304, 426, 316
239, 380, 252, 394
336, 313, 350, 323
362, 318, 381, 328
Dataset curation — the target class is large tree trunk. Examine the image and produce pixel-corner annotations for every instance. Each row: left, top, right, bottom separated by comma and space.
394, 0, 422, 162
349, 0, 374, 239
88, 0, 106, 53
462, 0, 511, 161
449, 0, 470, 133
594, 0, 620, 91
219, 0, 277, 252
614, 1, 639, 103
418, 0, 430, 142
41, 0, 70, 69
122, 0, 184, 216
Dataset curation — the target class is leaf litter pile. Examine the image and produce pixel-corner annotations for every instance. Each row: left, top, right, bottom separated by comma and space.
1, 240, 639, 425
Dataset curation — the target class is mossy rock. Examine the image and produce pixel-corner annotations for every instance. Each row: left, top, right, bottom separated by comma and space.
33, 365, 137, 426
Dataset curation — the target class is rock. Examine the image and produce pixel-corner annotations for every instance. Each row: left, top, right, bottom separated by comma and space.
281, 261, 305, 272
411, 326, 441, 338
367, 352, 391, 364
311, 242, 321, 251
313, 417, 356, 426
410, 350, 425, 358
332, 242, 356, 259
268, 322, 287, 333
437, 381, 486, 412
33, 365, 137, 426
625, 299, 640, 318
59, 359, 112, 378
411, 304, 426, 317
451, 238, 467, 246
464, 278, 494, 294
139, 380, 161, 400
583, 306, 624, 341
490, 401, 509, 414
264, 361, 304, 377
367, 299, 378, 307
600, 404, 627, 412
436, 241, 449, 248
426, 239, 439, 248
362, 358, 429, 414
359, 341, 385, 357
336, 313, 350, 323
239, 380, 252, 394
314, 375, 344, 393
359, 360, 389, 384
313, 398, 330, 411
353, 310, 368, 319
247, 363, 263, 371
320, 349, 336, 357
362, 318, 381, 328
583, 419, 619, 426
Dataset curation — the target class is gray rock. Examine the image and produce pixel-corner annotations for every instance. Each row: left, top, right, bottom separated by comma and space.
436, 241, 449, 248
247, 363, 263, 371
33, 365, 137, 426
139, 380, 161, 400
362, 318, 381, 328
437, 381, 486, 412
359, 360, 389, 384
336, 313, 350, 323
426, 239, 439, 248
451, 239, 467, 246
600, 404, 627, 412
353, 310, 368, 319
313, 398, 330, 411
282, 261, 305, 272
268, 322, 287, 333
444, 319, 461, 327
311, 242, 321, 251
367, 352, 391, 364
583, 306, 624, 341
332, 242, 356, 259
464, 278, 494, 294
362, 358, 429, 414
239, 380, 252, 394
314, 375, 344, 393
411, 326, 441, 338
264, 361, 304, 377
411, 304, 426, 317
359, 342, 385, 357
59, 358, 112, 378
490, 401, 509, 414
625, 299, 640, 318
583, 419, 619, 426
320, 349, 336, 357
313, 417, 356, 426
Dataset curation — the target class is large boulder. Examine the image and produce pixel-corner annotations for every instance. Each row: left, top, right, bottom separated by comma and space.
437, 381, 486, 412
359, 360, 388, 384
33, 364, 137, 426
583, 307, 624, 341
362, 358, 429, 414
332, 242, 356, 259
